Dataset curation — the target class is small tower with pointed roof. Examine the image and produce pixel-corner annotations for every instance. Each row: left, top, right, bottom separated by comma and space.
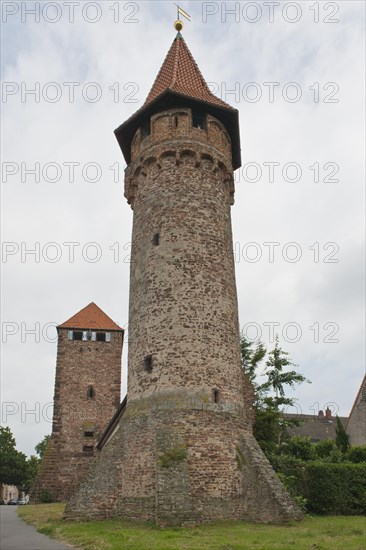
66, 31, 302, 524
31, 303, 123, 502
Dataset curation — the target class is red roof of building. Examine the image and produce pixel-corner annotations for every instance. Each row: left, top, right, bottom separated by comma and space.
143, 32, 233, 110
58, 302, 123, 331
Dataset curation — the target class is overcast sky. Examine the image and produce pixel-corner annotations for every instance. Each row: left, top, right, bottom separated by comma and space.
1, 1, 365, 457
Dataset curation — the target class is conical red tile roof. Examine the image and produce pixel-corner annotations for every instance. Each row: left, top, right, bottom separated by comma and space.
58, 302, 123, 331
143, 33, 233, 110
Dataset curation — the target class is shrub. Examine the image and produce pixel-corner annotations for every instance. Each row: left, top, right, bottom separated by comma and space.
270, 455, 366, 515
314, 439, 337, 459
277, 472, 307, 512
346, 445, 366, 463
159, 446, 187, 468
40, 489, 53, 503
280, 436, 315, 461
303, 462, 366, 515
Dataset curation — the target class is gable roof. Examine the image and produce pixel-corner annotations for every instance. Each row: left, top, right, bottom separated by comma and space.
58, 302, 123, 331
143, 33, 233, 110
283, 413, 348, 442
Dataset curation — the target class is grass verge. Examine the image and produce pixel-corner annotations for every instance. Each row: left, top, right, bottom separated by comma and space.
18, 504, 366, 550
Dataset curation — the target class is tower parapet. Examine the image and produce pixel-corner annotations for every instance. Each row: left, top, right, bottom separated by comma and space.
125, 108, 234, 208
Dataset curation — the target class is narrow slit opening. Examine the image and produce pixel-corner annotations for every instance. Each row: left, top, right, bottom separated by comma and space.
144, 355, 153, 373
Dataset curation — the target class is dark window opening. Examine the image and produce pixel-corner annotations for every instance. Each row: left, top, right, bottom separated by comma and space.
96, 332, 106, 342
73, 331, 83, 341
213, 389, 220, 403
174, 116, 178, 128
141, 119, 151, 139
152, 233, 160, 246
84, 431, 94, 438
144, 355, 153, 373
82, 445, 94, 455
192, 112, 206, 130
87, 386, 95, 399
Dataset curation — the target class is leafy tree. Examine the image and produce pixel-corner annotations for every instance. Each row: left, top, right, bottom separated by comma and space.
280, 436, 315, 461
35, 434, 51, 459
261, 336, 308, 401
314, 439, 338, 460
22, 455, 40, 494
240, 337, 266, 387
240, 335, 310, 454
0, 426, 28, 488
335, 416, 350, 453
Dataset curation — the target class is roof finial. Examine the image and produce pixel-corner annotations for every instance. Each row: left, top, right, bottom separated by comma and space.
174, 4, 191, 33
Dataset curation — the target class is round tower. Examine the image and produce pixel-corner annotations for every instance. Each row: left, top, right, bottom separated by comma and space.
124, 103, 251, 521
65, 32, 302, 525
126, 107, 241, 405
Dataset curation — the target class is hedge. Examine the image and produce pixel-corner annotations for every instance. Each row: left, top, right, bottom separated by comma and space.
303, 462, 366, 515
271, 456, 366, 515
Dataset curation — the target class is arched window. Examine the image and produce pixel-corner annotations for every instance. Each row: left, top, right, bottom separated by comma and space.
87, 386, 95, 399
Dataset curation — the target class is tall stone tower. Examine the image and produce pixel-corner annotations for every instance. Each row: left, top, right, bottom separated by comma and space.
31, 302, 123, 502
65, 32, 302, 524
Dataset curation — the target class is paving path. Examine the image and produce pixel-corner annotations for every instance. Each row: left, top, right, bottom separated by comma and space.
0, 506, 74, 550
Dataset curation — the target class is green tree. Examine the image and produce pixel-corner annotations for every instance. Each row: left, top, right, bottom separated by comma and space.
240, 335, 310, 454
314, 439, 338, 459
35, 434, 51, 459
22, 455, 40, 494
240, 337, 266, 387
280, 436, 315, 461
335, 415, 350, 454
262, 336, 308, 401
0, 426, 28, 488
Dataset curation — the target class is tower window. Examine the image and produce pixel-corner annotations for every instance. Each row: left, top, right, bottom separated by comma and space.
152, 233, 160, 246
174, 116, 178, 128
213, 389, 220, 403
87, 386, 95, 399
84, 431, 94, 438
141, 119, 151, 139
95, 332, 111, 342
144, 355, 153, 373
192, 112, 206, 130
72, 331, 83, 341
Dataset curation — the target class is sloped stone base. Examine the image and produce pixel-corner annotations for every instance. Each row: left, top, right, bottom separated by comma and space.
64, 396, 302, 524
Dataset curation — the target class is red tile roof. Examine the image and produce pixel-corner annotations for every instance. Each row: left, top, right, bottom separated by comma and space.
143, 33, 234, 110
58, 302, 123, 331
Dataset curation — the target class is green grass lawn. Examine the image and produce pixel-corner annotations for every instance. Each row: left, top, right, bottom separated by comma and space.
18, 504, 366, 550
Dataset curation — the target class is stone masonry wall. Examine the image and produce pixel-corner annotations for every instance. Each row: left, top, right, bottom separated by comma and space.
31, 328, 123, 502
65, 108, 302, 523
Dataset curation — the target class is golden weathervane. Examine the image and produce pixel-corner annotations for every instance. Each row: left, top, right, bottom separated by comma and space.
174, 4, 191, 31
